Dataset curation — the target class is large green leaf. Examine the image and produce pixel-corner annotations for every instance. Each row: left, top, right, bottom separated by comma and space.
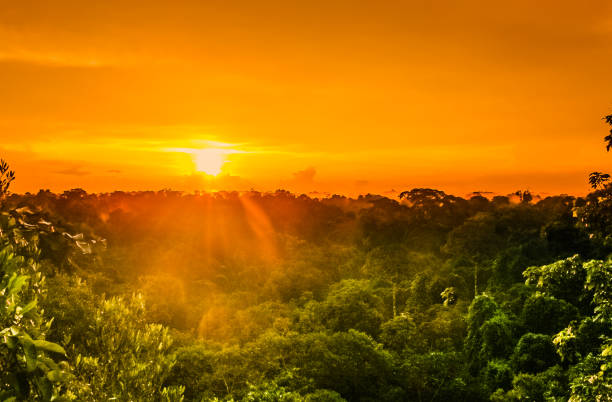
20, 300, 37, 316
6, 273, 28, 295
33, 340, 66, 355
22, 338, 37, 373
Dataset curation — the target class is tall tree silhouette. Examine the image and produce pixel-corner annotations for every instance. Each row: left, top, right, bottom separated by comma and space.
513, 190, 533, 203
588, 172, 610, 189
605, 114, 612, 151
0, 159, 15, 197
587, 114, 612, 189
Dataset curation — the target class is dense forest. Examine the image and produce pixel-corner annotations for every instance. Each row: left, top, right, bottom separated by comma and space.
1, 124, 612, 401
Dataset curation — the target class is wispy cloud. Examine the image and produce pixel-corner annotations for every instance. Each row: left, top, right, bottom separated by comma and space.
53, 165, 91, 176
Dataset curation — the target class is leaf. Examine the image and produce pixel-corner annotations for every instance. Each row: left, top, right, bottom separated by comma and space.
75, 240, 92, 254
4, 336, 17, 350
37, 356, 59, 371
7, 274, 28, 295
32, 340, 66, 355
62, 232, 83, 240
33, 377, 52, 401
22, 338, 37, 373
14, 206, 34, 215
7, 326, 21, 337
46, 370, 64, 382
20, 300, 37, 316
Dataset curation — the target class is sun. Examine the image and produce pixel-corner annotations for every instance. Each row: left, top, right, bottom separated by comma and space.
193, 148, 228, 176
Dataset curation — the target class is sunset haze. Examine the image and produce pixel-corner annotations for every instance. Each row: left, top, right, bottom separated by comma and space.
1, 0, 612, 196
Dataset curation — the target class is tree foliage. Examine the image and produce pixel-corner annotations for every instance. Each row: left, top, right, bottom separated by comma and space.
0, 154, 609, 401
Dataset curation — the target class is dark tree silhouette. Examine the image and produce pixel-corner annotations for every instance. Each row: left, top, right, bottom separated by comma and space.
0, 159, 15, 197
513, 190, 533, 203
398, 188, 447, 206
605, 114, 612, 151
588, 114, 612, 188
588, 172, 610, 189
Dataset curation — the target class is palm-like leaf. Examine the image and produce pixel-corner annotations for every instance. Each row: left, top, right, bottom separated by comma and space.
589, 172, 611, 189
605, 114, 612, 151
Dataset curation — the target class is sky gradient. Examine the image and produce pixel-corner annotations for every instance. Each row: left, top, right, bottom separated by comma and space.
1, 1, 612, 197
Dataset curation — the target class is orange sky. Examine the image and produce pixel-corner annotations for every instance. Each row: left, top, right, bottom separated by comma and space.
1, 0, 612, 197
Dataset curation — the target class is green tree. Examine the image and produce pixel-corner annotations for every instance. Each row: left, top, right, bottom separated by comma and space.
492, 365, 567, 402
0, 247, 73, 401
482, 359, 513, 394
464, 295, 517, 374
379, 314, 419, 353
397, 351, 471, 402
521, 294, 579, 335
523, 255, 588, 310
306, 280, 385, 337
285, 330, 396, 401
511, 333, 558, 374
72, 294, 183, 401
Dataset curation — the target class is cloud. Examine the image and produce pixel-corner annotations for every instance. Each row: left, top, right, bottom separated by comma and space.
54, 165, 91, 176
292, 167, 316, 184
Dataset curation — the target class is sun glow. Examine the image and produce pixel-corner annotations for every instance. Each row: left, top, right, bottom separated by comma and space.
165, 143, 244, 177
193, 148, 228, 176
